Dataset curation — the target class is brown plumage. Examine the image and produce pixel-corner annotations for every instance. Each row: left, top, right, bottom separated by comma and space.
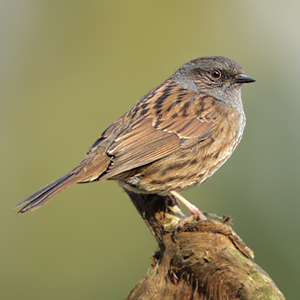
16, 56, 255, 215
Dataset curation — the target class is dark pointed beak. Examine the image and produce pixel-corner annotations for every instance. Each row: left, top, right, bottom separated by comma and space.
234, 74, 256, 84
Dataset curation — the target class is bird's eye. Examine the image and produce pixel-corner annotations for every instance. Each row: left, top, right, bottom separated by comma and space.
211, 69, 221, 79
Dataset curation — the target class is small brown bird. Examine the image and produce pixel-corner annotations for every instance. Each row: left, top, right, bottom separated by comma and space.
16, 56, 255, 218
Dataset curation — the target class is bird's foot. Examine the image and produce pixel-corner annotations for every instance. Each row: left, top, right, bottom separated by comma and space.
169, 190, 207, 221
169, 190, 207, 240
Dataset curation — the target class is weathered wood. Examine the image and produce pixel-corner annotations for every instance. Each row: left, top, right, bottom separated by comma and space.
125, 191, 285, 300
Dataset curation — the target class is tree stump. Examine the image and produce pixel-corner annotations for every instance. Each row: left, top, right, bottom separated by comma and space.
125, 191, 285, 300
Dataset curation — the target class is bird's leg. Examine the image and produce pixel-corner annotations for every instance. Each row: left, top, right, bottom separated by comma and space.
170, 190, 207, 229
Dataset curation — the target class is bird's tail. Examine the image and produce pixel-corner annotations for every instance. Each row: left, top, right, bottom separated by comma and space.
15, 172, 80, 214
16, 146, 111, 214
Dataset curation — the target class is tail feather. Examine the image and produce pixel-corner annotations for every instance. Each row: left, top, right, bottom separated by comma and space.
16, 146, 112, 214
15, 172, 78, 214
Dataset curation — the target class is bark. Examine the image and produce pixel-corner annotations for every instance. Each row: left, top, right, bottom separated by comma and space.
125, 191, 285, 300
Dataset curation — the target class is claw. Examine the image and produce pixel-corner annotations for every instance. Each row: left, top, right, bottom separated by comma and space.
170, 190, 207, 241
170, 190, 207, 220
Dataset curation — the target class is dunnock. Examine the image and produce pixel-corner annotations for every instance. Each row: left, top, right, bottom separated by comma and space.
16, 56, 255, 220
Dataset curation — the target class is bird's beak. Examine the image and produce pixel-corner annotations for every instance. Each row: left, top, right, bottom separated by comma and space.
234, 74, 256, 84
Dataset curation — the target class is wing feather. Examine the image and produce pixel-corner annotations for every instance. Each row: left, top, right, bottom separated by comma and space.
99, 93, 220, 179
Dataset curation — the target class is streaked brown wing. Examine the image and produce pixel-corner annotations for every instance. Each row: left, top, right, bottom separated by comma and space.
86, 116, 124, 155
100, 94, 220, 179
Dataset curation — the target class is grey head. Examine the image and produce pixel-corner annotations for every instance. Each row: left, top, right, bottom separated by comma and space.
173, 56, 255, 107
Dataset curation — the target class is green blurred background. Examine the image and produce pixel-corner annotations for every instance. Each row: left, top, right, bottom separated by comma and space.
1, 1, 299, 299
